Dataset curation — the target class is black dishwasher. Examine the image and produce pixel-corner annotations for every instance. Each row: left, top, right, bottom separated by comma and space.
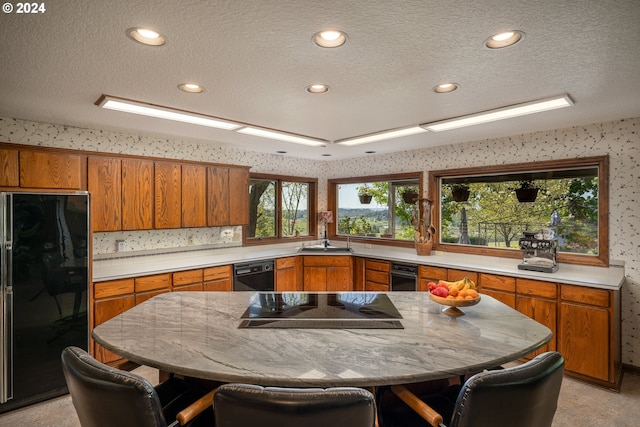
233, 260, 275, 291
390, 263, 418, 291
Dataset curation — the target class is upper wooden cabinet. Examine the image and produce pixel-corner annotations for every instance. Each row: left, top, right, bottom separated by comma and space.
122, 159, 153, 230
20, 150, 83, 189
207, 167, 229, 226
0, 148, 19, 187
154, 161, 182, 229
228, 167, 249, 225
182, 164, 207, 228
88, 157, 122, 232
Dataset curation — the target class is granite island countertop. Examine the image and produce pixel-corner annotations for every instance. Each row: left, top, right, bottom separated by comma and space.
93, 242, 625, 290
92, 291, 552, 387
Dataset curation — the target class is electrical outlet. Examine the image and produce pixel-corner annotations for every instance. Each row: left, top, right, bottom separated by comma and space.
116, 240, 126, 252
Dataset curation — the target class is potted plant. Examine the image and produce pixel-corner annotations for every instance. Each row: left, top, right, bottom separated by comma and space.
451, 183, 470, 202
514, 179, 540, 202
357, 186, 373, 204
401, 187, 419, 204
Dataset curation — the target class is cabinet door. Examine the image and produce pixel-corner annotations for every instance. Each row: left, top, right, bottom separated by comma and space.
447, 269, 478, 284
0, 148, 19, 186
122, 159, 153, 230
276, 257, 301, 291
207, 167, 230, 226
173, 269, 204, 288
154, 162, 182, 229
94, 295, 135, 363
478, 274, 516, 308
327, 267, 352, 291
516, 295, 557, 357
228, 167, 249, 225
304, 267, 327, 291
19, 150, 83, 189
88, 157, 122, 232
203, 265, 232, 291
182, 164, 207, 227
559, 302, 610, 381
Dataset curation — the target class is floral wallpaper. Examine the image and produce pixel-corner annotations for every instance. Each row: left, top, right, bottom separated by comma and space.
0, 115, 638, 368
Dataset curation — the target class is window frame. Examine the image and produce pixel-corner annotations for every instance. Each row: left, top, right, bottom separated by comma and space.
244, 173, 318, 246
328, 172, 424, 248
428, 156, 609, 266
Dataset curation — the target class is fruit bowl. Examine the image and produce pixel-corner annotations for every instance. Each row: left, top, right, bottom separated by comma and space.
429, 293, 481, 317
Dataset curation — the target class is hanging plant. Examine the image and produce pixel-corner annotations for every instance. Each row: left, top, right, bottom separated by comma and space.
451, 184, 470, 202
514, 179, 540, 202
401, 188, 419, 204
357, 185, 373, 204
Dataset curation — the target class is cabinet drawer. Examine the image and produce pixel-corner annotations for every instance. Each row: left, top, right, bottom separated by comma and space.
365, 281, 390, 291
516, 279, 557, 299
173, 269, 203, 286
447, 269, 478, 283
135, 273, 171, 292
561, 284, 610, 307
419, 266, 447, 281
94, 278, 134, 299
365, 259, 390, 272
304, 255, 351, 267
479, 273, 515, 292
365, 269, 389, 285
276, 257, 297, 269
204, 265, 232, 281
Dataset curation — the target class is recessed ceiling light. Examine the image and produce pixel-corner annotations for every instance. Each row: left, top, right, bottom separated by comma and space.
306, 84, 330, 94
434, 83, 459, 93
485, 30, 524, 49
313, 30, 347, 48
127, 27, 166, 46
178, 83, 205, 93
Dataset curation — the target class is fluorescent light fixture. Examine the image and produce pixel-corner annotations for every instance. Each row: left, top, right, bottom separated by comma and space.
96, 95, 241, 130
237, 126, 327, 146
422, 94, 574, 132
335, 126, 427, 146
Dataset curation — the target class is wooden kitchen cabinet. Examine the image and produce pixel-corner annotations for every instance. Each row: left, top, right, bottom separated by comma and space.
173, 269, 204, 291
92, 278, 135, 364
19, 150, 83, 189
0, 148, 19, 187
276, 256, 302, 291
88, 157, 122, 232
447, 268, 478, 284
478, 273, 516, 308
207, 166, 230, 226
181, 164, 207, 227
134, 273, 171, 305
515, 278, 557, 358
154, 161, 182, 229
303, 256, 352, 292
122, 159, 153, 230
418, 266, 447, 291
203, 265, 232, 291
559, 284, 619, 384
228, 167, 250, 225
364, 259, 390, 291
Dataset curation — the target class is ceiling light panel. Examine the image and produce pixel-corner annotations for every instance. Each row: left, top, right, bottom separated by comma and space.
336, 126, 427, 146
422, 94, 574, 132
96, 95, 241, 130
237, 126, 327, 146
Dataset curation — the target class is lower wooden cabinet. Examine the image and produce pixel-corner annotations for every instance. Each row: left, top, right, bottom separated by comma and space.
173, 269, 204, 291
515, 279, 557, 358
303, 256, 352, 291
203, 265, 232, 291
276, 256, 302, 291
418, 266, 447, 292
364, 259, 390, 291
92, 278, 135, 364
478, 273, 516, 308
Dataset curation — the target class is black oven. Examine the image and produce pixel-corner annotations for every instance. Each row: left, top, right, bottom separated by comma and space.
233, 260, 275, 291
390, 263, 418, 291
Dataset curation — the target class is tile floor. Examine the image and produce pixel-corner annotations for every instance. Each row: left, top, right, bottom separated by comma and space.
1, 367, 639, 426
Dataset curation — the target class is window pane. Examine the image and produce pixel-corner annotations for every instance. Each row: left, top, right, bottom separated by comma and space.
248, 179, 276, 238
440, 169, 599, 255
281, 182, 309, 237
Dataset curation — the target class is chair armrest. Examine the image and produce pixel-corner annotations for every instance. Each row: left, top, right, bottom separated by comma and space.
176, 388, 217, 426
390, 385, 443, 427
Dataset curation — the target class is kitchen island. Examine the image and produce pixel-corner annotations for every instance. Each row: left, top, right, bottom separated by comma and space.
92, 291, 551, 387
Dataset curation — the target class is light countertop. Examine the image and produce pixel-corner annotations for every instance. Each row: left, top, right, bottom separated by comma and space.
92, 242, 625, 290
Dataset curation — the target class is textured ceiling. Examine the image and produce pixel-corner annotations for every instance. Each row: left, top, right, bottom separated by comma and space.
1, 0, 639, 160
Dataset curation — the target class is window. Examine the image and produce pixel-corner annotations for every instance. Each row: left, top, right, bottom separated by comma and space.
246, 174, 317, 243
328, 173, 422, 245
429, 156, 609, 266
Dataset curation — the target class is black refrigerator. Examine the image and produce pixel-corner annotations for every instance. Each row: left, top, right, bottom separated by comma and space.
0, 192, 89, 413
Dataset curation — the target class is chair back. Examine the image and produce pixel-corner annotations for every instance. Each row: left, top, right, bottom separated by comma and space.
214, 383, 376, 427
451, 351, 565, 427
61, 346, 168, 427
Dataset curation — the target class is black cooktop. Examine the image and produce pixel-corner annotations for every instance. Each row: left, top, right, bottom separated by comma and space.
239, 292, 403, 329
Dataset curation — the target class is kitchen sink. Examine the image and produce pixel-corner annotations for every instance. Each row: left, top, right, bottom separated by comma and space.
298, 245, 353, 253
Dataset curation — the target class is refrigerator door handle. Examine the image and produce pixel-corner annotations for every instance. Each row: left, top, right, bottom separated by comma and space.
1, 193, 13, 404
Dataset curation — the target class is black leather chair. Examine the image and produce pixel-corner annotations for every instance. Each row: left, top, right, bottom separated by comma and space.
213, 383, 376, 427
379, 351, 565, 427
61, 346, 214, 427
